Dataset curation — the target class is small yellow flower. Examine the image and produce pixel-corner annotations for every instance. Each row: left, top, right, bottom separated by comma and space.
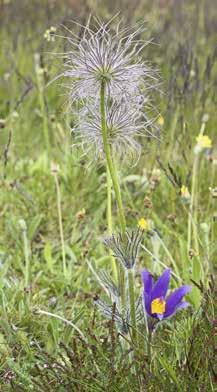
157, 115, 164, 126
196, 134, 212, 149
181, 185, 190, 199
138, 218, 149, 231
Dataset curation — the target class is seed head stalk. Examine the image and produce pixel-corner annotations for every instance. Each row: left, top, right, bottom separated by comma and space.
106, 164, 118, 281
128, 268, 137, 344
106, 164, 113, 235
100, 79, 126, 309
100, 80, 126, 233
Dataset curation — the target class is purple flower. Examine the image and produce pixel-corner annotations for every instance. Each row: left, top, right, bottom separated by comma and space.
141, 269, 191, 321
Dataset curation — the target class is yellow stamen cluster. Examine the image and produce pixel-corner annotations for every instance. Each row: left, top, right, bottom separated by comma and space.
181, 185, 190, 199
196, 134, 212, 149
138, 218, 149, 231
151, 298, 166, 315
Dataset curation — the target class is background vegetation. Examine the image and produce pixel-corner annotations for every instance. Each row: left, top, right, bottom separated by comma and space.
0, 0, 216, 390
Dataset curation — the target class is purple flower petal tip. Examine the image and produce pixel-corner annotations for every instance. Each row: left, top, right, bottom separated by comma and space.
151, 268, 171, 300
164, 285, 192, 318
141, 269, 153, 295
177, 301, 190, 311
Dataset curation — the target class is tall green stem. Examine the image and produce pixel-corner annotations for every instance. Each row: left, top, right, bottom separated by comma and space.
106, 164, 112, 236
100, 80, 126, 234
106, 165, 118, 281
128, 269, 137, 343
100, 79, 126, 308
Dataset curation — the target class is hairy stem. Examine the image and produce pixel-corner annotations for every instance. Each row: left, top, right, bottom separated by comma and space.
100, 80, 126, 234
100, 79, 126, 308
147, 329, 152, 371
106, 165, 118, 281
106, 164, 112, 236
128, 269, 137, 343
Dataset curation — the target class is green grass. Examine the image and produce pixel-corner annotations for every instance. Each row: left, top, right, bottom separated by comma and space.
0, 0, 216, 390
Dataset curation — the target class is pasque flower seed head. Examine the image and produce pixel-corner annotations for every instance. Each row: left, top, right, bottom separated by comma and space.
74, 100, 153, 161
62, 18, 157, 104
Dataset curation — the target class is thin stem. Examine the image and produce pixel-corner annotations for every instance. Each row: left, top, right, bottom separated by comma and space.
53, 172, 67, 277
106, 165, 112, 235
23, 228, 30, 288
106, 164, 118, 281
100, 79, 126, 309
19, 219, 31, 289
147, 331, 152, 371
100, 80, 126, 234
36, 309, 86, 342
187, 121, 206, 254
35, 54, 50, 156
128, 269, 137, 343
157, 235, 180, 277
191, 156, 200, 254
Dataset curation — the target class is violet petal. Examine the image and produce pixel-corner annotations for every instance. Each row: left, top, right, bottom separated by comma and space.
151, 269, 171, 300
164, 285, 191, 318
143, 292, 152, 316
141, 269, 153, 295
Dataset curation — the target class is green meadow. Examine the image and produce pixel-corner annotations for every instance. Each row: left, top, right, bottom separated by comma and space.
0, 1, 216, 390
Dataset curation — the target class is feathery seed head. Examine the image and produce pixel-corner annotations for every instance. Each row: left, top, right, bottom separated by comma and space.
62, 18, 156, 103
55, 18, 159, 161
74, 100, 149, 161
104, 228, 143, 270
